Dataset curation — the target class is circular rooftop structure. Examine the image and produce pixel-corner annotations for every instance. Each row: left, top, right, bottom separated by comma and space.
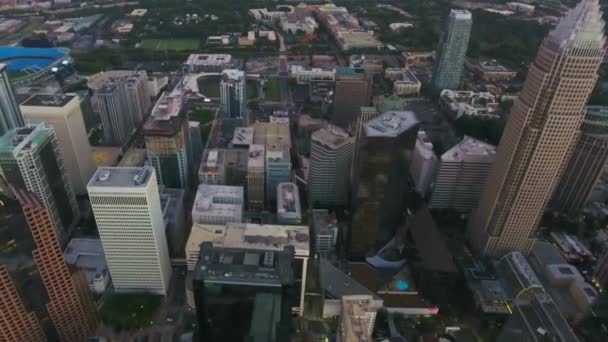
0, 47, 69, 73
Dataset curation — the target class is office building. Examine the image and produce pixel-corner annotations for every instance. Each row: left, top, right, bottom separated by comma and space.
185, 53, 233, 73
266, 145, 291, 204
160, 187, 186, 257
189, 121, 203, 163
277, 182, 302, 224
351, 111, 419, 258
192, 242, 294, 342
247, 144, 265, 210
185, 222, 310, 315
88, 167, 172, 294
551, 106, 608, 214
337, 295, 379, 342
0, 63, 24, 136
64, 238, 110, 294
439, 89, 499, 119
97, 80, 133, 145
309, 125, 354, 207
21, 94, 96, 195
199, 149, 225, 185
14, 189, 97, 341
385, 68, 421, 96
410, 131, 438, 197
144, 86, 191, 189
430, 136, 496, 211
0, 265, 45, 342
468, 1, 605, 256
312, 209, 338, 254
220, 69, 246, 121
431, 10, 472, 92
297, 115, 328, 155
353, 107, 379, 166
192, 184, 244, 225
0, 123, 78, 242
464, 58, 517, 82
124, 70, 151, 125
332, 68, 372, 129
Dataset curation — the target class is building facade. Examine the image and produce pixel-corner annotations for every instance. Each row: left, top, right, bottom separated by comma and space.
277, 182, 302, 224
124, 71, 151, 126
220, 69, 246, 120
551, 106, 608, 214
468, 1, 605, 256
21, 94, 96, 195
266, 145, 291, 205
309, 125, 354, 207
247, 144, 265, 210
0, 63, 24, 136
97, 80, 133, 146
337, 295, 379, 342
332, 68, 372, 129
88, 167, 172, 294
410, 131, 438, 197
431, 10, 472, 92
0, 123, 78, 242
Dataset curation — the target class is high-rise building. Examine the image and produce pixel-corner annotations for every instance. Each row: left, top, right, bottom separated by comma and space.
429, 136, 496, 211
337, 295, 379, 342
309, 125, 354, 207
0, 265, 45, 342
431, 9, 472, 92
125, 71, 151, 126
332, 68, 372, 129
551, 106, 608, 214
351, 111, 419, 258
0, 123, 79, 242
97, 80, 133, 145
410, 131, 438, 197
266, 144, 291, 204
15, 188, 97, 341
247, 144, 265, 210
296, 114, 327, 156
192, 183, 244, 225
220, 69, 246, 120
312, 209, 338, 255
277, 182, 302, 224
87, 166, 172, 294
21, 94, 96, 195
189, 121, 203, 163
144, 86, 191, 189
468, 1, 605, 257
0, 63, 24, 136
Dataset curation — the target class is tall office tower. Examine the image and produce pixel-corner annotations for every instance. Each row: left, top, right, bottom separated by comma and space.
0, 265, 46, 342
189, 121, 203, 163
551, 106, 608, 214
332, 68, 372, 129
468, 1, 605, 257
266, 144, 291, 205
97, 80, 133, 145
431, 9, 472, 93
297, 114, 327, 155
351, 111, 419, 258
15, 188, 97, 341
0, 63, 24, 136
337, 295, 379, 342
429, 136, 496, 211
309, 125, 355, 207
277, 182, 302, 224
410, 131, 438, 197
0, 123, 78, 242
144, 86, 191, 189
88, 166, 172, 294
125, 71, 151, 126
247, 144, 265, 210
352, 106, 379, 170
21, 94, 96, 195
220, 69, 246, 120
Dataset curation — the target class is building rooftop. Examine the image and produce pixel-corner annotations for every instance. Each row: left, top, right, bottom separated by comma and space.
117, 148, 147, 167
277, 183, 301, 218
253, 122, 291, 148
192, 184, 244, 224
63, 238, 108, 288
341, 295, 376, 341
311, 125, 353, 150
87, 166, 153, 188
233, 127, 254, 146
143, 85, 185, 136
160, 187, 185, 226
221, 69, 245, 81
186, 54, 232, 66
0, 123, 50, 154
450, 9, 472, 20
441, 136, 496, 163
312, 209, 338, 237
21, 93, 76, 107
363, 111, 419, 138
87, 70, 133, 91
320, 259, 379, 299
248, 144, 265, 168
336, 67, 371, 78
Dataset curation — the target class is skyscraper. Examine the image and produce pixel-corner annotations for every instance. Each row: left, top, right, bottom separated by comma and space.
0, 123, 79, 242
21, 94, 96, 195
351, 111, 419, 258
125, 71, 151, 126
14, 188, 97, 341
247, 144, 265, 210
332, 68, 372, 129
0, 265, 45, 342
0, 63, 24, 136
265, 144, 291, 205
144, 85, 191, 189
97, 80, 133, 145
87, 166, 172, 294
468, 0, 605, 257
551, 106, 608, 214
309, 125, 354, 207
220, 69, 246, 120
431, 10, 472, 93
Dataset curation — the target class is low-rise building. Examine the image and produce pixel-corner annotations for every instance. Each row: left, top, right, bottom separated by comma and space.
199, 149, 226, 184
63, 238, 110, 294
191, 184, 244, 225
185, 54, 233, 73
464, 58, 517, 82
277, 182, 302, 224
385, 68, 421, 96
291, 65, 336, 84
439, 89, 500, 119
312, 209, 338, 254
506, 2, 535, 15
279, 4, 318, 34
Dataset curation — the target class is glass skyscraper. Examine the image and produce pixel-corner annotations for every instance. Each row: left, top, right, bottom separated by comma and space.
0, 63, 24, 137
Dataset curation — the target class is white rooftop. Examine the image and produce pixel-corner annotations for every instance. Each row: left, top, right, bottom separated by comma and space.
186, 54, 232, 66
363, 111, 419, 138
192, 184, 244, 224
248, 144, 265, 168
311, 124, 354, 150
441, 136, 496, 163
233, 127, 254, 146
222, 69, 245, 81
450, 9, 472, 20
88, 166, 153, 188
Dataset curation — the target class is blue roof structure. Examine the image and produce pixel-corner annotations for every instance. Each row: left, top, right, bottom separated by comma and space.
0, 47, 68, 72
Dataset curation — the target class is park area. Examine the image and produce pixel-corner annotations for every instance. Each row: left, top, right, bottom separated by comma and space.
98, 293, 162, 331
140, 39, 200, 51
263, 79, 281, 102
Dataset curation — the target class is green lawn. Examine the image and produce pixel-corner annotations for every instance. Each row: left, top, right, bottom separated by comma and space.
99, 293, 162, 331
140, 39, 200, 51
197, 76, 221, 98
263, 79, 281, 102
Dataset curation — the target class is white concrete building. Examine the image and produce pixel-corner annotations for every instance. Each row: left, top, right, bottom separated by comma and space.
337, 295, 379, 342
440, 89, 500, 119
192, 184, 244, 225
199, 149, 226, 185
21, 94, 95, 195
220, 69, 246, 120
291, 65, 336, 84
410, 131, 438, 197
185, 54, 232, 73
87, 166, 172, 295
430, 136, 496, 211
